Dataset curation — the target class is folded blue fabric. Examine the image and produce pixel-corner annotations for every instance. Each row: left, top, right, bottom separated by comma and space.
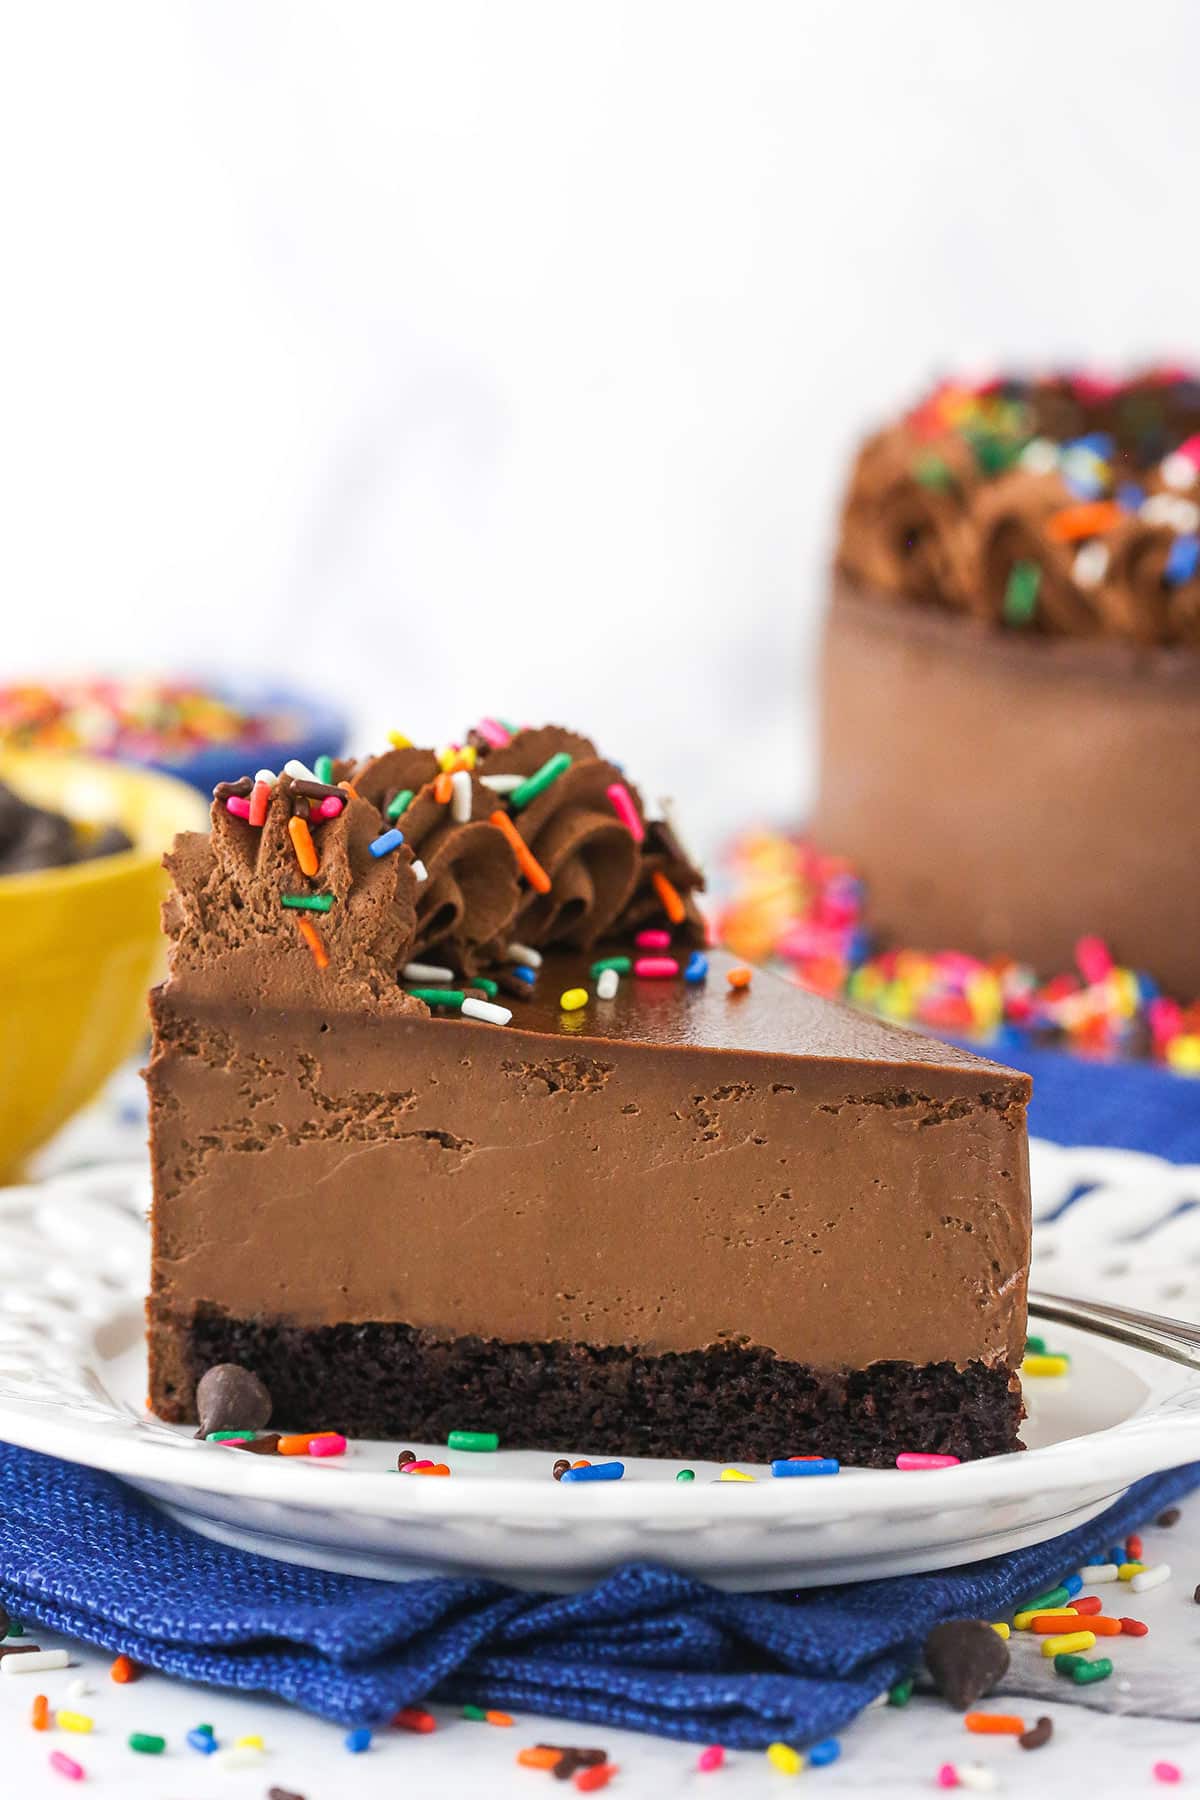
0, 1442, 1195, 1745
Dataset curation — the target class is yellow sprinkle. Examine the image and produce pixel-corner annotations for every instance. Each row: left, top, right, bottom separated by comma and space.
1014, 1607, 1077, 1630
560, 988, 589, 1012
387, 730, 413, 750
1167, 1034, 1200, 1073
766, 1741, 803, 1775
1022, 1354, 1070, 1377
56, 1711, 93, 1733
235, 1734, 265, 1749
720, 1467, 755, 1482
990, 1622, 1010, 1639
1041, 1630, 1096, 1658
436, 745, 457, 771
1118, 1562, 1146, 1581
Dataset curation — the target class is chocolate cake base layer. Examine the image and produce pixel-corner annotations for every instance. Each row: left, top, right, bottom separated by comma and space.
149, 1307, 1023, 1466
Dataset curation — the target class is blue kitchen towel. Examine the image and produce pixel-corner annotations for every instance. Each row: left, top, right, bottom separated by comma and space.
0, 1441, 1195, 1746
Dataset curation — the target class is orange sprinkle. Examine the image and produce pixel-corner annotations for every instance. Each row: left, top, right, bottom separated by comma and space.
1046, 500, 1124, 543
296, 917, 329, 970
1087, 1616, 1124, 1637
571, 1459, 592, 1469
31, 1693, 49, 1730
288, 814, 319, 877
410, 1462, 451, 1476
490, 810, 552, 894
652, 869, 687, 924
486, 1710, 513, 1727
964, 1713, 1026, 1735
278, 1432, 322, 1456
727, 966, 752, 990
338, 778, 360, 801
434, 771, 454, 804
110, 1654, 138, 1684
518, 1747, 562, 1770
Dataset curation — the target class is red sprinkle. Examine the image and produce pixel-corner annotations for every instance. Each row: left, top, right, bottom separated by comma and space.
110, 1655, 138, 1684
393, 1705, 436, 1733
1127, 1534, 1144, 1562
698, 1745, 725, 1772
1068, 1595, 1103, 1615
1120, 1616, 1150, 1636
575, 1766, 619, 1792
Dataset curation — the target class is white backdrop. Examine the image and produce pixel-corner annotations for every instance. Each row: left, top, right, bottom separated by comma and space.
1, 1, 1196, 855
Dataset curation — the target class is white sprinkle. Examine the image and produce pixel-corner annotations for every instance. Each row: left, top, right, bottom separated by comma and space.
2, 1650, 70, 1674
506, 943, 542, 968
957, 1766, 998, 1793
1072, 540, 1110, 589
867, 1691, 890, 1710
481, 773, 524, 795
1162, 451, 1198, 492
597, 968, 619, 1000
1020, 436, 1060, 475
283, 758, 317, 782
1080, 1562, 1119, 1583
411, 859, 428, 884
66, 1679, 92, 1698
462, 998, 513, 1026
215, 1744, 265, 1770
1141, 492, 1200, 533
1130, 1561, 1171, 1593
402, 962, 455, 984
450, 768, 472, 823
254, 768, 278, 787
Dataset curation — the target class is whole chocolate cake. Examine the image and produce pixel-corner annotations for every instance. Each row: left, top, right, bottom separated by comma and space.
815, 370, 1200, 1002
146, 725, 1031, 1466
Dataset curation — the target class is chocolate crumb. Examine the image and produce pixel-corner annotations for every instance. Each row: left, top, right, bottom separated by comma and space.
195, 1362, 272, 1437
1019, 1715, 1053, 1751
0, 1643, 43, 1658
229, 1432, 282, 1455
268, 1789, 307, 1800
923, 1619, 1009, 1710
1193, 1583, 1200, 1605
552, 1458, 571, 1481
1157, 1507, 1182, 1528
397, 1450, 417, 1470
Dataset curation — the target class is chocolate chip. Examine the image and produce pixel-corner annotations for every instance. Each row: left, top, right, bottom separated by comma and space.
268, 1789, 307, 1800
229, 1433, 282, 1455
1157, 1507, 1181, 1528
397, 1450, 417, 1470
923, 1619, 1010, 1710
1019, 1715, 1053, 1751
552, 1458, 571, 1481
537, 1744, 607, 1780
195, 1363, 272, 1436
0, 1643, 43, 1658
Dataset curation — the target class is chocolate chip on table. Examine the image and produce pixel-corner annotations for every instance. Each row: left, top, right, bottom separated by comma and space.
1020, 1715, 1054, 1751
1157, 1507, 1181, 1528
552, 1458, 571, 1481
195, 1363, 272, 1437
923, 1618, 1010, 1710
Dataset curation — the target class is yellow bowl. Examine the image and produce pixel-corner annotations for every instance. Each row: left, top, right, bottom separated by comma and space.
0, 751, 209, 1180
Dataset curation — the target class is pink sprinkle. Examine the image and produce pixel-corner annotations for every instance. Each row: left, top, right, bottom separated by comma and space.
697, 1745, 725, 1772
606, 782, 645, 844
634, 957, 679, 980
307, 1433, 347, 1458
1076, 934, 1113, 985
936, 1764, 959, 1789
636, 929, 672, 950
225, 795, 251, 819
50, 1751, 85, 1781
315, 795, 344, 819
1178, 435, 1200, 466
896, 1452, 960, 1471
1154, 1764, 1183, 1785
401, 1459, 436, 1473
476, 717, 511, 749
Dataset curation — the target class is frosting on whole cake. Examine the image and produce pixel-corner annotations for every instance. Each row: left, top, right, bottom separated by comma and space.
837, 369, 1200, 644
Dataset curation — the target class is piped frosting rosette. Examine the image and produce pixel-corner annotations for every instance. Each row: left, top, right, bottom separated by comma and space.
968, 469, 1111, 635
837, 424, 986, 610
346, 747, 522, 973
163, 774, 421, 1010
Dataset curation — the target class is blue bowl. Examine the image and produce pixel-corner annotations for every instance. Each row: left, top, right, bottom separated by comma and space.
134, 681, 350, 796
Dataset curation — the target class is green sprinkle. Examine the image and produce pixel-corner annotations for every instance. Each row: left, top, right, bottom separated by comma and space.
1022, 1584, 1069, 1613
1053, 1653, 1084, 1675
448, 1430, 499, 1453
196, 1723, 214, 1737
129, 1733, 167, 1754
406, 988, 466, 1007
887, 1675, 915, 1708
470, 977, 499, 998
590, 956, 632, 977
913, 454, 954, 491
1070, 1656, 1113, 1685
675, 1469, 695, 1482
510, 751, 572, 811
206, 1430, 255, 1442
462, 1704, 487, 1722
387, 787, 414, 821
965, 428, 1026, 476
1025, 1334, 1046, 1356
1003, 559, 1041, 626
5, 1622, 22, 1638
282, 893, 334, 912
314, 754, 334, 784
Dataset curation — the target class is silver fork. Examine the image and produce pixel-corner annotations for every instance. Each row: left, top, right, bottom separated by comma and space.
1031, 1289, 1200, 1372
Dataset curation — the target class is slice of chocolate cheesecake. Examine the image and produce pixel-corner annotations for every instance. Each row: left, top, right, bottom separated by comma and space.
146, 730, 1031, 1466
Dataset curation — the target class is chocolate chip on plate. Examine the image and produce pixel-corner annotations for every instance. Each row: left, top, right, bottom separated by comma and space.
196, 1363, 272, 1437
923, 1618, 1010, 1710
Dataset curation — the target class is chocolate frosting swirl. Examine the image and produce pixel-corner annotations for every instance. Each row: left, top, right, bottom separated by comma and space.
838, 424, 981, 609
347, 748, 522, 972
162, 775, 422, 1012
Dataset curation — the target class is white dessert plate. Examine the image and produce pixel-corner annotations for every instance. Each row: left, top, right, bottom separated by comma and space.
0, 1145, 1199, 1592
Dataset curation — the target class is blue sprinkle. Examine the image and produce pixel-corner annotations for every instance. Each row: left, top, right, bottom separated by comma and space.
345, 1726, 372, 1753
187, 1728, 217, 1754
770, 1457, 840, 1478
684, 951, 709, 984
1063, 1572, 1083, 1596
1067, 431, 1114, 460
369, 828, 405, 858
560, 1460, 625, 1483
511, 964, 537, 984
1164, 533, 1200, 587
1137, 971, 1159, 1002
1063, 471, 1106, 502
1107, 1546, 1125, 1567
1117, 481, 1146, 512
808, 1738, 841, 1768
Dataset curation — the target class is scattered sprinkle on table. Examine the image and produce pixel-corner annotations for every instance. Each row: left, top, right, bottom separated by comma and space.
448, 1430, 499, 1451
3, 1651, 69, 1675
48, 1750, 85, 1781
128, 1732, 166, 1754
1154, 1762, 1184, 1784
964, 1713, 1024, 1734
726, 966, 752, 990
392, 1706, 436, 1732
697, 1744, 724, 1771
345, 1726, 371, 1752
1019, 1716, 1053, 1751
